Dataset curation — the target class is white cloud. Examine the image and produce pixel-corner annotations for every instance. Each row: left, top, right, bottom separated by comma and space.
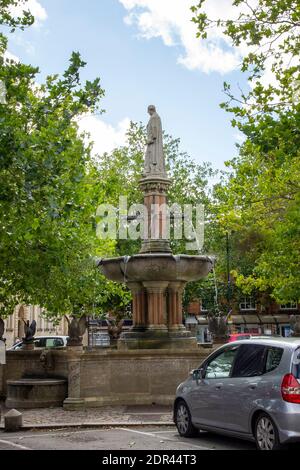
4, 51, 20, 63
78, 115, 131, 157
119, 0, 243, 74
9, 0, 47, 27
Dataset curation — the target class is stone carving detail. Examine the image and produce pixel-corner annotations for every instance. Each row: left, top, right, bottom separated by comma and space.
139, 180, 170, 193
208, 316, 228, 342
107, 319, 124, 340
68, 360, 81, 398
40, 349, 55, 373
23, 320, 36, 344
65, 315, 87, 346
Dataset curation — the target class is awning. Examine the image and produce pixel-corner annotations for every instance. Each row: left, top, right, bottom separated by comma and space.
243, 315, 261, 324
269, 315, 290, 324
257, 315, 277, 324
231, 314, 292, 325
230, 315, 247, 324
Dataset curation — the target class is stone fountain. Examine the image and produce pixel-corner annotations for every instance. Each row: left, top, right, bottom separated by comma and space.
99, 105, 213, 350
2, 107, 215, 409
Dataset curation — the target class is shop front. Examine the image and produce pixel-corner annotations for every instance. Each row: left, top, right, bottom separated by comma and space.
229, 314, 291, 337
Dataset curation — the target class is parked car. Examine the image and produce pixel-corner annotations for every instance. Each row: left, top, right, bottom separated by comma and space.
228, 333, 257, 342
174, 337, 300, 450
8, 336, 68, 351
228, 333, 282, 343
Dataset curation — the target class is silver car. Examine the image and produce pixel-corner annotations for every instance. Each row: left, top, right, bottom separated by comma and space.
174, 338, 300, 450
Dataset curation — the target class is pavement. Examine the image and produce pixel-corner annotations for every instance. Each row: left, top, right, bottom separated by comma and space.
0, 403, 173, 429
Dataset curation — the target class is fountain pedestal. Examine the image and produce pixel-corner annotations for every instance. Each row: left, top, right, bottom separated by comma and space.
118, 278, 197, 349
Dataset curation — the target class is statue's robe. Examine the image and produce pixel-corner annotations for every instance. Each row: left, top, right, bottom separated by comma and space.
144, 112, 165, 176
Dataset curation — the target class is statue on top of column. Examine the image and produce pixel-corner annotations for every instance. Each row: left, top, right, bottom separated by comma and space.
143, 105, 167, 178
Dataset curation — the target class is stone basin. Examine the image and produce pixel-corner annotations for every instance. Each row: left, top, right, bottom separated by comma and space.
98, 254, 213, 283
5, 378, 67, 409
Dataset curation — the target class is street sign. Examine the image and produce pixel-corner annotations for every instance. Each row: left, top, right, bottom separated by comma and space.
0, 340, 6, 365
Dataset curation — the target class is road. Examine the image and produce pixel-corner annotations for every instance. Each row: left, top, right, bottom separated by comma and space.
0, 426, 256, 450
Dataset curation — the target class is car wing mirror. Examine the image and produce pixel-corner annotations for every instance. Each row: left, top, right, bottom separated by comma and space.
191, 368, 204, 381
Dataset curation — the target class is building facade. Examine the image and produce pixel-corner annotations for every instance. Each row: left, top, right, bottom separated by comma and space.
3, 305, 68, 348
185, 298, 300, 343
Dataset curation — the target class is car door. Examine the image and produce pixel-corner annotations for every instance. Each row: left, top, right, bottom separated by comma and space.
189, 345, 240, 428
217, 343, 268, 434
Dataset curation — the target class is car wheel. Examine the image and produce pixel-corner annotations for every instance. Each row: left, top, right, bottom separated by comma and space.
175, 400, 198, 438
255, 413, 283, 450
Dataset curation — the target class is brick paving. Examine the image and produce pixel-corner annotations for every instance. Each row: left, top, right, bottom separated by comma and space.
0, 402, 173, 427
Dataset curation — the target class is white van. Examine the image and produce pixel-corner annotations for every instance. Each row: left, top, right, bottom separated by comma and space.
8, 336, 68, 351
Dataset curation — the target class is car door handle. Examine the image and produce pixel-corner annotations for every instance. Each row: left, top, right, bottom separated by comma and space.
215, 384, 223, 390
249, 383, 258, 390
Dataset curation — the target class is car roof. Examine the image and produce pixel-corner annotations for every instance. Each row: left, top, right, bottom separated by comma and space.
228, 337, 300, 349
34, 336, 68, 339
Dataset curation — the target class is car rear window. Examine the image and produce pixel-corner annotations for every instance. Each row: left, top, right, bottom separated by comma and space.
34, 338, 46, 348
232, 344, 266, 377
265, 347, 283, 373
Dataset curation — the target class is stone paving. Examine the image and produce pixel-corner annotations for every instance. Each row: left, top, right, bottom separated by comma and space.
0, 402, 173, 427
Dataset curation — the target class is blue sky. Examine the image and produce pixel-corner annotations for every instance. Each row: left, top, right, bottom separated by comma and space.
5, 0, 249, 172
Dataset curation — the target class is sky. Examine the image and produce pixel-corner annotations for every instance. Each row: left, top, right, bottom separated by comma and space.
5, 0, 250, 172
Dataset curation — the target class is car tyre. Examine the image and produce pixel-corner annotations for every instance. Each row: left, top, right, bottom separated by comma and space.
254, 412, 283, 450
175, 400, 198, 438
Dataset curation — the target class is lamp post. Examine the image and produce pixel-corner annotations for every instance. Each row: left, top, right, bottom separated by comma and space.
226, 231, 231, 309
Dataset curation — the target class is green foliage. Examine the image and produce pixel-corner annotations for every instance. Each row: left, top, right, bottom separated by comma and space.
192, 0, 300, 303
0, 4, 132, 319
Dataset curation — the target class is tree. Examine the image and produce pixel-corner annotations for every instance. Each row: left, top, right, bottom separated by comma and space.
0, 1, 133, 319
191, 0, 300, 303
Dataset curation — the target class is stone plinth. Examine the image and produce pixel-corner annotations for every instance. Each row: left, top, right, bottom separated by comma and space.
63, 348, 214, 409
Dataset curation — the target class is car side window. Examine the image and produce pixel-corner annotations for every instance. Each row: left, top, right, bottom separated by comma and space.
205, 347, 239, 379
46, 338, 63, 348
46, 338, 55, 348
265, 347, 283, 373
232, 344, 266, 378
34, 338, 46, 348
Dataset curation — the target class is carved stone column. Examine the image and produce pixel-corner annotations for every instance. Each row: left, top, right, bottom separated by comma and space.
143, 282, 169, 330
139, 177, 172, 254
168, 282, 186, 330
63, 355, 85, 410
127, 282, 147, 330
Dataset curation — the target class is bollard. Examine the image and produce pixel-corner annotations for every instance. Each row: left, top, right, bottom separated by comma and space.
4, 409, 23, 432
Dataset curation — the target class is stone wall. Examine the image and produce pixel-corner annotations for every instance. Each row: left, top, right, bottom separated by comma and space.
2, 347, 214, 409
0, 365, 4, 399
